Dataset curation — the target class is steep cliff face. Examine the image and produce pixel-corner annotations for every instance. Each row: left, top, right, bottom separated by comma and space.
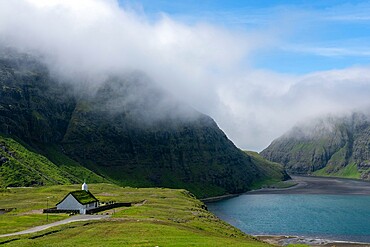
0, 49, 76, 143
261, 113, 370, 180
0, 48, 287, 197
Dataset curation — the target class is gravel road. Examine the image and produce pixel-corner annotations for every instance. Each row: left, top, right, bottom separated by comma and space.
0, 214, 110, 238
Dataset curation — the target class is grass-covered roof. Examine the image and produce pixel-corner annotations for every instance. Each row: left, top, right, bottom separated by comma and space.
69, 190, 98, 205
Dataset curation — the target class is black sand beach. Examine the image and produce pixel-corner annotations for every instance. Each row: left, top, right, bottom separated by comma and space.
248, 176, 370, 195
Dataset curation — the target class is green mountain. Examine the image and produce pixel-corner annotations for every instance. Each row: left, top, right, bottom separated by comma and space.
261, 112, 370, 180
0, 47, 288, 197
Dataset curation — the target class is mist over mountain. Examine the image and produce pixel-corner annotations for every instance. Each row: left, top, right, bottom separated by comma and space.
261, 112, 370, 180
2, 1, 370, 151
0, 47, 288, 197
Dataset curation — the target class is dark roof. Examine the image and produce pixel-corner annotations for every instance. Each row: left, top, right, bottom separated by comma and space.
57, 190, 99, 206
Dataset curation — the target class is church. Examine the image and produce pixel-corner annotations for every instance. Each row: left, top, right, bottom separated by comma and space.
56, 182, 99, 214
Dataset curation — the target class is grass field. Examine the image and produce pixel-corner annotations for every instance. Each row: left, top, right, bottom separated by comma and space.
0, 184, 306, 246
0, 184, 263, 246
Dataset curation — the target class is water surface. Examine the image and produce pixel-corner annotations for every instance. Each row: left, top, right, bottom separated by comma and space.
207, 177, 370, 243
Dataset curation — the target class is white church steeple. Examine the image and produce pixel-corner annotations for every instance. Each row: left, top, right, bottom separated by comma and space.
82, 180, 88, 191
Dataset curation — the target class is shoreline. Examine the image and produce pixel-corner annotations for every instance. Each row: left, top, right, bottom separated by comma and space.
201, 174, 370, 202
255, 234, 370, 246
245, 175, 370, 195
200, 176, 303, 202
205, 175, 370, 246
200, 193, 239, 203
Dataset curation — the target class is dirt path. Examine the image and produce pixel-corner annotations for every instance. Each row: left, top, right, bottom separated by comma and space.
0, 214, 110, 238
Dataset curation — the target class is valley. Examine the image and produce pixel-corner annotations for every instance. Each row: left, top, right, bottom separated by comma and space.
1, 0, 370, 246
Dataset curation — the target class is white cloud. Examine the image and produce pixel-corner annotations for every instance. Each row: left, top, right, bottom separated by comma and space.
209, 65, 370, 150
282, 44, 370, 57
1, 0, 370, 151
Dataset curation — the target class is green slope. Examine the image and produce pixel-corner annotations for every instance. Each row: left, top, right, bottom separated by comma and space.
39, 144, 108, 184
0, 134, 105, 188
313, 162, 361, 179
0, 184, 274, 247
245, 151, 291, 188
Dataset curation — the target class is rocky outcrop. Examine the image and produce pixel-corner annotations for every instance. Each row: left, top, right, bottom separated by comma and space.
0, 143, 10, 165
0, 155, 8, 165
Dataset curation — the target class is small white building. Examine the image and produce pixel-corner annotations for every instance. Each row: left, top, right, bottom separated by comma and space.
56, 183, 99, 214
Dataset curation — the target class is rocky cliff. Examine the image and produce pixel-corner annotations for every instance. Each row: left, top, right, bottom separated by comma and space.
0, 47, 288, 197
261, 113, 370, 180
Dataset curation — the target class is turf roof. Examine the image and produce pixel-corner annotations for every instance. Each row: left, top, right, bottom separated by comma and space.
68, 190, 98, 205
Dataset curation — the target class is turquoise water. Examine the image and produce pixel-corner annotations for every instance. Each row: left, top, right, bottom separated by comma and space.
207, 194, 370, 242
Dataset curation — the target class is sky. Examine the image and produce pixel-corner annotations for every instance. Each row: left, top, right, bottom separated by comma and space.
1, 0, 370, 151
121, 0, 370, 74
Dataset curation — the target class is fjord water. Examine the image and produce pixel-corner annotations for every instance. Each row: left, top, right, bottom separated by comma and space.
207, 194, 370, 242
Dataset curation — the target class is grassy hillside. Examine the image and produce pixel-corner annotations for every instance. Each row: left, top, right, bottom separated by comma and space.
313, 162, 361, 179
245, 151, 292, 188
0, 134, 106, 188
0, 133, 287, 198
39, 144, 109, 184
0, 184, 277, 246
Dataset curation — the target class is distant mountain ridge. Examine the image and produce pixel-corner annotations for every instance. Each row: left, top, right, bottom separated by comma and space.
261, 112, 370, 180
0, 47, 288, 197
